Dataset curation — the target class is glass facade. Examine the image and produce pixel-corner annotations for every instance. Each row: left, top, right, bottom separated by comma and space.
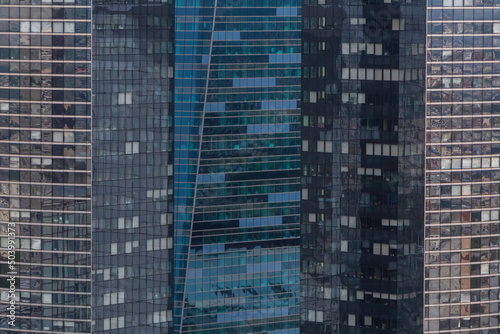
7, 0, 500, 332
91, 0, 174, 332
425, 0, 500, 332
301, 0, 425, 332
0, 0, 92, 332
173, 0, 301, 333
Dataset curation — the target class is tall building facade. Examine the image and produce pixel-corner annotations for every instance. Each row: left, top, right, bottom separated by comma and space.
173, 0, 302, 333
0, 0, 92, 332
91, 0, 174, 332
425, 0, 500, 332
300, 0, 426, 332
3, 0, 500, 333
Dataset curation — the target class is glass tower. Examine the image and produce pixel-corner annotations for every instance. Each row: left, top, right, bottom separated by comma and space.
300, 0, 425, 332
7, 0, 500, 333
173, 0, 301, 333
0, 0, 92, 332
425, 0, 500, 332
91, 0, 174, 332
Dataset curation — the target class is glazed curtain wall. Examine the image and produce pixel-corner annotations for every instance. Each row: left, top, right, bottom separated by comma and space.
173, 0, 302, 333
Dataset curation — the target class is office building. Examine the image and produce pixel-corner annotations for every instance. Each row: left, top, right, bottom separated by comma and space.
173, 0, 301, 333
91, 0, 174, 332
2, 0, 500, 333
425, 0, 500, 332
300, 0, 426, 332
0, 0, 92, 332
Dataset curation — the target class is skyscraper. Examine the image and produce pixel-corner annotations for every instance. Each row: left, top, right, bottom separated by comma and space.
0, 0, 92, 332
301, 0, 426, 332
173, 0, 301, 332
92, 0, 174, 332
4, 0, 500, 333
425, 0, 500, 332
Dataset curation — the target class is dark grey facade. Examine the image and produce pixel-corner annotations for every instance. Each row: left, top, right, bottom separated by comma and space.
7, 0, 500, 333
425, 1, 500, 332
91, 0, 174, 332
0, 0, 92, 332
300, 0, 426, 332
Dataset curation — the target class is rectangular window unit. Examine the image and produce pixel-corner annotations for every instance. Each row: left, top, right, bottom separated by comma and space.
302, 140, 309, 151
302, 188, 309, 200
342, 68, 403, 81
303, 66, 326, 78
117, 216, 139, 229
341, 92, 366, 104
348, 314, 356, 326
349, 17, 367, 25
152, 310, 169, 324
147, 238, 168, 251
392, 19, 405, 31
310, 91, 317, 103
365, 143, 399, 156
125, 241, 139, 253
341, 67, 423, 81
439, 157, 500, 170
341, 142, 349, 154
146, 189, 168, 199
341, 240, 348, 252
125, 141, 139, 154
316, 140, 334, 153
160, 213, 172, 225
118, 267, 125, 279
118, 92, 132, 105
341, 215, 357, 228
103, 316, 125, 330
103, 291, 125, 306
307, 310, 324, 322
342, 42, 380, 55
103, 269, 110, 281
42, 293, 52, 304
357, 167, 382, 176
381, 219, 399, 227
